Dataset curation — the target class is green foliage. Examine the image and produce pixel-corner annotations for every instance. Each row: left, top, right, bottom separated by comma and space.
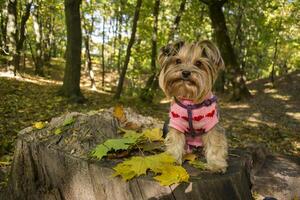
63, 116, 75, 126
91, 137, 138, 159
91, 127, 164, 159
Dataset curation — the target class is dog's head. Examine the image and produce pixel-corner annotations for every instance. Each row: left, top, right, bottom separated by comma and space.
158, 40, 224, 102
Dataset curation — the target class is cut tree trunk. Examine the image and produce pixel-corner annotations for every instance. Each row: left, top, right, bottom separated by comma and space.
5, 110, 253, 200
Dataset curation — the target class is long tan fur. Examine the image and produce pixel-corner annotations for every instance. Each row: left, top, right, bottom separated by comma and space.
158, 40, 228, 172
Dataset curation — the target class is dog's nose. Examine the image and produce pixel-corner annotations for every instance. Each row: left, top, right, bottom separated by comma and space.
182, 70, 191, 78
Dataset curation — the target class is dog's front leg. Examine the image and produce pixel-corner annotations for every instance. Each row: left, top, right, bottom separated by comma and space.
202, 125, 228, 173
165, 128, 186, 164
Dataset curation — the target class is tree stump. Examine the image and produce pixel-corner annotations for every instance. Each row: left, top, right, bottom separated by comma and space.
4, 110, 252, 200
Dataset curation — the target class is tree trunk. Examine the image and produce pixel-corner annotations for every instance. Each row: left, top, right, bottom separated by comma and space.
43, 12, 53, 63
114, 0, 142, 99
117, 0, 124, 75
0, 0, 9, 55
200, 0, 251, 100
6, 0, 32, 75
60, 0, 84, 102
112, 12, 118, 68
32, 2, 44, 76
101, 13, 106, 88
140, 0, 160, 102
83, 16, 96, 90
6, 0, 18, 74
168, 0, 186, 42
15, 0, 32, 73
270, 38, 278, 84
4, 111, 253, 200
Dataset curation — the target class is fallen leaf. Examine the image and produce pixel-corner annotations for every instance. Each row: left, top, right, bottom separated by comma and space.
113, 105, 126, 123
183, 153, 197, 162
122, 129, 143, 141
189, 160, 207, 170
91, 144, 110, 159
113, 153, 189, 186
91, 137, 138, 159
153, 165, 189, 186
54, 128, 62, 135
143, 128, 163, 141
140, 142, 164, 152
33, 121, 46, 129
63, 116, 75, 126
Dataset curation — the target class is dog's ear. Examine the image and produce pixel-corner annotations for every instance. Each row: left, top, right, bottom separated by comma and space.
157, 41, 185, 67
198, 40, 225, 70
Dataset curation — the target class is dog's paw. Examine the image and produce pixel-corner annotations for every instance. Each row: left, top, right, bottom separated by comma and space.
166, 149, 183, 165
206, 162, 228, 173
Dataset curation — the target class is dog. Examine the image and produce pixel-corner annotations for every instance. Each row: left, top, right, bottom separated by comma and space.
158, 40, 228, 173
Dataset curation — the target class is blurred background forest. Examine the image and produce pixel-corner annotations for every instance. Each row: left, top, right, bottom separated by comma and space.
0, 0, 299, 188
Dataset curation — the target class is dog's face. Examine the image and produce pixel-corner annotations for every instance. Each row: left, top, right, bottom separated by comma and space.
158, 40, 224, 102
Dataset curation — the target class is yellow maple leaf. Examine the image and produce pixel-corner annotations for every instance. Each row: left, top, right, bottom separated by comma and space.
143, 128, 163, 142
33, 121, 46, 129
113, 153, 189, 185
113, 156, 148, 180
154, 165, 189, 186
113, 105, 126, 123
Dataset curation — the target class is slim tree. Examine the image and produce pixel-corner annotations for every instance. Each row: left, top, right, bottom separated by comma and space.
139, 0, 160, 102
82, 0, 96, 90
32, 2, 44, 76
114, 0, 142, 99
6, 0, 18, 73
6, 0, 32, 75
60, 0, 84, 102
168, 0, 186, 42
101, 12, 106, 88
200, 0, 251, 100
0, 0, 9, 54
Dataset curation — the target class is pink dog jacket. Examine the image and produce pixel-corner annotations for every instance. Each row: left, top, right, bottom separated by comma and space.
168, 93, 219, 151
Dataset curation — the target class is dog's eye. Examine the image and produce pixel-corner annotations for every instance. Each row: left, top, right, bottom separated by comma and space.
195, 60, 202, 67
175, 59, 182, 65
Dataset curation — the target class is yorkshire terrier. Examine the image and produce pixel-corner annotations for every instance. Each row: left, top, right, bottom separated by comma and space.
158, 40, 228, 173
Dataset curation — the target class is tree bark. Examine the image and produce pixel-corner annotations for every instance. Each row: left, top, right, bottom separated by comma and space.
32, 2, 44, 76
6, 0, 18, 73
114, 0, 142, 99
0, 0, 9, 55
140, 0, 160, 102
60, 0, 84, 102
116, 0, 124, 75
83, 11, 96, 90
168, 0, 186, 42
101, 13, 106, 88
270, 38, 278, 84
5, 111, 253, 200
200, 0, 251, 100
112, 12, 118, 69
6, 0, 32, 75
43, 9, 54, 63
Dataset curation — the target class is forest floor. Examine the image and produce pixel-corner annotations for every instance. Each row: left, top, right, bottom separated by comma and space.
0, 59, 299, 189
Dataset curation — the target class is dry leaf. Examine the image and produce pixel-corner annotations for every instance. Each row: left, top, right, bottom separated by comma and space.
143, 128, 163, 141
183, 153, 197, 162
113, 105, 127, 123
113, 153, 189, 186
33, 121, 46, 129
